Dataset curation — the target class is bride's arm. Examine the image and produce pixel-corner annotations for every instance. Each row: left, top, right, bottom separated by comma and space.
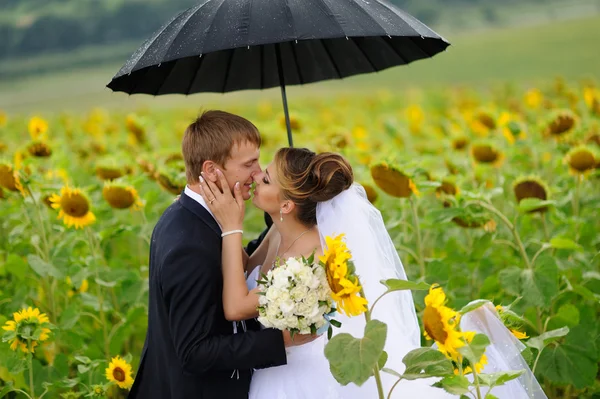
198, 171, 260, 322
221, 232, 261, 321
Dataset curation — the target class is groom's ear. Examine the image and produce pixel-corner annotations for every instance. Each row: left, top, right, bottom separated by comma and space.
201, 161, 218, 182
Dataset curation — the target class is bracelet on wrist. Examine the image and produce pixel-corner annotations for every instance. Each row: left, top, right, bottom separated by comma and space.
221, 229, 243, 238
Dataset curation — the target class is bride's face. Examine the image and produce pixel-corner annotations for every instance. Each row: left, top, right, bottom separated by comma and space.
252, 163, 283, 214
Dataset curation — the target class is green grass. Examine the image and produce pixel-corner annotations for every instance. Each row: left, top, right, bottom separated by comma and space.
1, 15, 599, 114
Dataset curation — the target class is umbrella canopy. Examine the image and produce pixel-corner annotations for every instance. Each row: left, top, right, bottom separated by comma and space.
107, 0, 450, 145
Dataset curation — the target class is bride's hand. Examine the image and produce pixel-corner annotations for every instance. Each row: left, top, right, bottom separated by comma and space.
198, 169, 245, 231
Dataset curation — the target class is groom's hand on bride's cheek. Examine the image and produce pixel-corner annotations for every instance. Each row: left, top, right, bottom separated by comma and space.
282, 330, 320, 347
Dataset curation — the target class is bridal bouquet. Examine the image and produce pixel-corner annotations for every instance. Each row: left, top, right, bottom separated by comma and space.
256, 254, 335, 335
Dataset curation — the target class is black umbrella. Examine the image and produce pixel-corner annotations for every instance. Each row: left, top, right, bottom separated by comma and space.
107, 0, 449, 146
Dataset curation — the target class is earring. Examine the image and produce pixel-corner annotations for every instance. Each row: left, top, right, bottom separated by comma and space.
280, 208, 283, 222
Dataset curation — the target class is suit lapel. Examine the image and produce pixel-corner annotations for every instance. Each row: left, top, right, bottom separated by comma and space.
179, 191, 222, 237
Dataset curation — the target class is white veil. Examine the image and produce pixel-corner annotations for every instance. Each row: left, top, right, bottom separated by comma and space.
316, 183, 453, 398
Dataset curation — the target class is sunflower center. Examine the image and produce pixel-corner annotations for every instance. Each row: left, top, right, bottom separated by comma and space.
60, 193, 90, 217
514, 181, 547, 201
326, 269, 344, 294
549, 115, 575, 135
473, 145, 499, 163
112, 367, 126, 382
423, 306, 448, 343
569, 151, 595, 172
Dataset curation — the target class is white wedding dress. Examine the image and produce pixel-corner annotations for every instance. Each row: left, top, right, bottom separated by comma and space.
244, 184, 547, 399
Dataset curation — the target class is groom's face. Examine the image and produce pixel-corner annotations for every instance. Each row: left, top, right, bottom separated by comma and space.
220, 140, 261, 200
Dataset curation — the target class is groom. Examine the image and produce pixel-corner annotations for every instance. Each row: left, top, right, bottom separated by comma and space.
130, 111, 311, 398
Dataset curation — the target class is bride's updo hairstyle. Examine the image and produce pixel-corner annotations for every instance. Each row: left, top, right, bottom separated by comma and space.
274, 148, 353, 226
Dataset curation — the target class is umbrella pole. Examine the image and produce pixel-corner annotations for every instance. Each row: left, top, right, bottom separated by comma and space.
276, 43, 294, 147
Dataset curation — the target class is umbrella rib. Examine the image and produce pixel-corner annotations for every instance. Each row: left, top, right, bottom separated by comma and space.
259, 45, 264, 89
381, 36, 408, 65
221, 49, 236, 93
153, 61, 178, 96
320, 40, 342, 79
409, 36, 433, 58
289, 42, 304, 85
184, 55, 206, 94
350, 38, 378, 73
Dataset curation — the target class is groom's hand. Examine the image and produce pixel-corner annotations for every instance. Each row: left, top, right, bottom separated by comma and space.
282, 330, 320, 347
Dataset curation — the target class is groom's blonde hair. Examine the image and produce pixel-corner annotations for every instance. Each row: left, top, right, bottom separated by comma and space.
182, 110, 261, 184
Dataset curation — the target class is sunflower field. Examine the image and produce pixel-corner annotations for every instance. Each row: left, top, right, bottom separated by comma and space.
0, 77, 599, 398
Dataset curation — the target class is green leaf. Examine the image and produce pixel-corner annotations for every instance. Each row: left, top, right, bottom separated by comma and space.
77, 364, 91, 374
571, 284, 598, 303
518, 198, 554, 213
59, 303, 81, 330
526, 327, 569, 352
459, 299, 491, 315
537, 326, 598, 389
27, 254, 63, 278
381, 279, 430, 292
382, 367, 402, 378
498, 267, 521, 296
378, 350, 388, 369
485, 394, 499, 399
94, 278, 117, 288
324, 320, 387, 386
548, 304, 580, 330
477, 370, 525, 387
457, 334, 490, 368
4, 254, 27, 280
549, 237, 582, 251
402, 347, 455, 380
521, 258, 558, 307
0, 381, 14, 398
432, 375, 470, 395
330, 319, 342, 328
75, 356, 92, 364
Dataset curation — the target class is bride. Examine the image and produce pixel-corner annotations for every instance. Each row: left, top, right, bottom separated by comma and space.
198, 147, 546, 399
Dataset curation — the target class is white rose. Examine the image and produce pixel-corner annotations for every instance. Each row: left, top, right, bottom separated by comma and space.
308, 303, 321, 319
305, 291, 319, 307
279, 299, 296, 316
273, 269, 292, 289
290, 285, 308, 301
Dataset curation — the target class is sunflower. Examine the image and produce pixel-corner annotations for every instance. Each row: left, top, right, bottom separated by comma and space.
544, 109, 578, 138
0, 110, 7, 127
423, 285, 465, 359
156, 166, 186, 195
524, 88, 543, 109
565, 146, 596, 175
471, 142, 504, 167
471, 110, 496, 135
510, 329, 529, 340
371, 162, 419, 198
513, 176, 550, 213
405, 104, 425, 133
126, 114, 146, 144
436, 179, 459, 197
96, 165, 125, 181
2, 306, 52, 353
27, 141, 52, 157
105, 355, 134, 389
90, 385, 107, 397
66, 276, 89, 297
0, 163, 24, 194
583, 87, 600, 115
103, 182, 144, 210
280, 113, 302, 131
320, 234, 368, 317
49, 186, 96, 229
28, 116, 49, 140
361, 183, 378, 203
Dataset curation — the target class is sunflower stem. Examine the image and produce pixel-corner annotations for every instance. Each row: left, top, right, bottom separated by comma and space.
387, 376, 403, 399
409, 197, 425, 278
360, 287, 385, 399
572, 174, 581, 218
471, 365, 483, 399
28, 341, 36, 399
474, 201, 532, 270
540, 213, 550, 242
86, 228, 110, 360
